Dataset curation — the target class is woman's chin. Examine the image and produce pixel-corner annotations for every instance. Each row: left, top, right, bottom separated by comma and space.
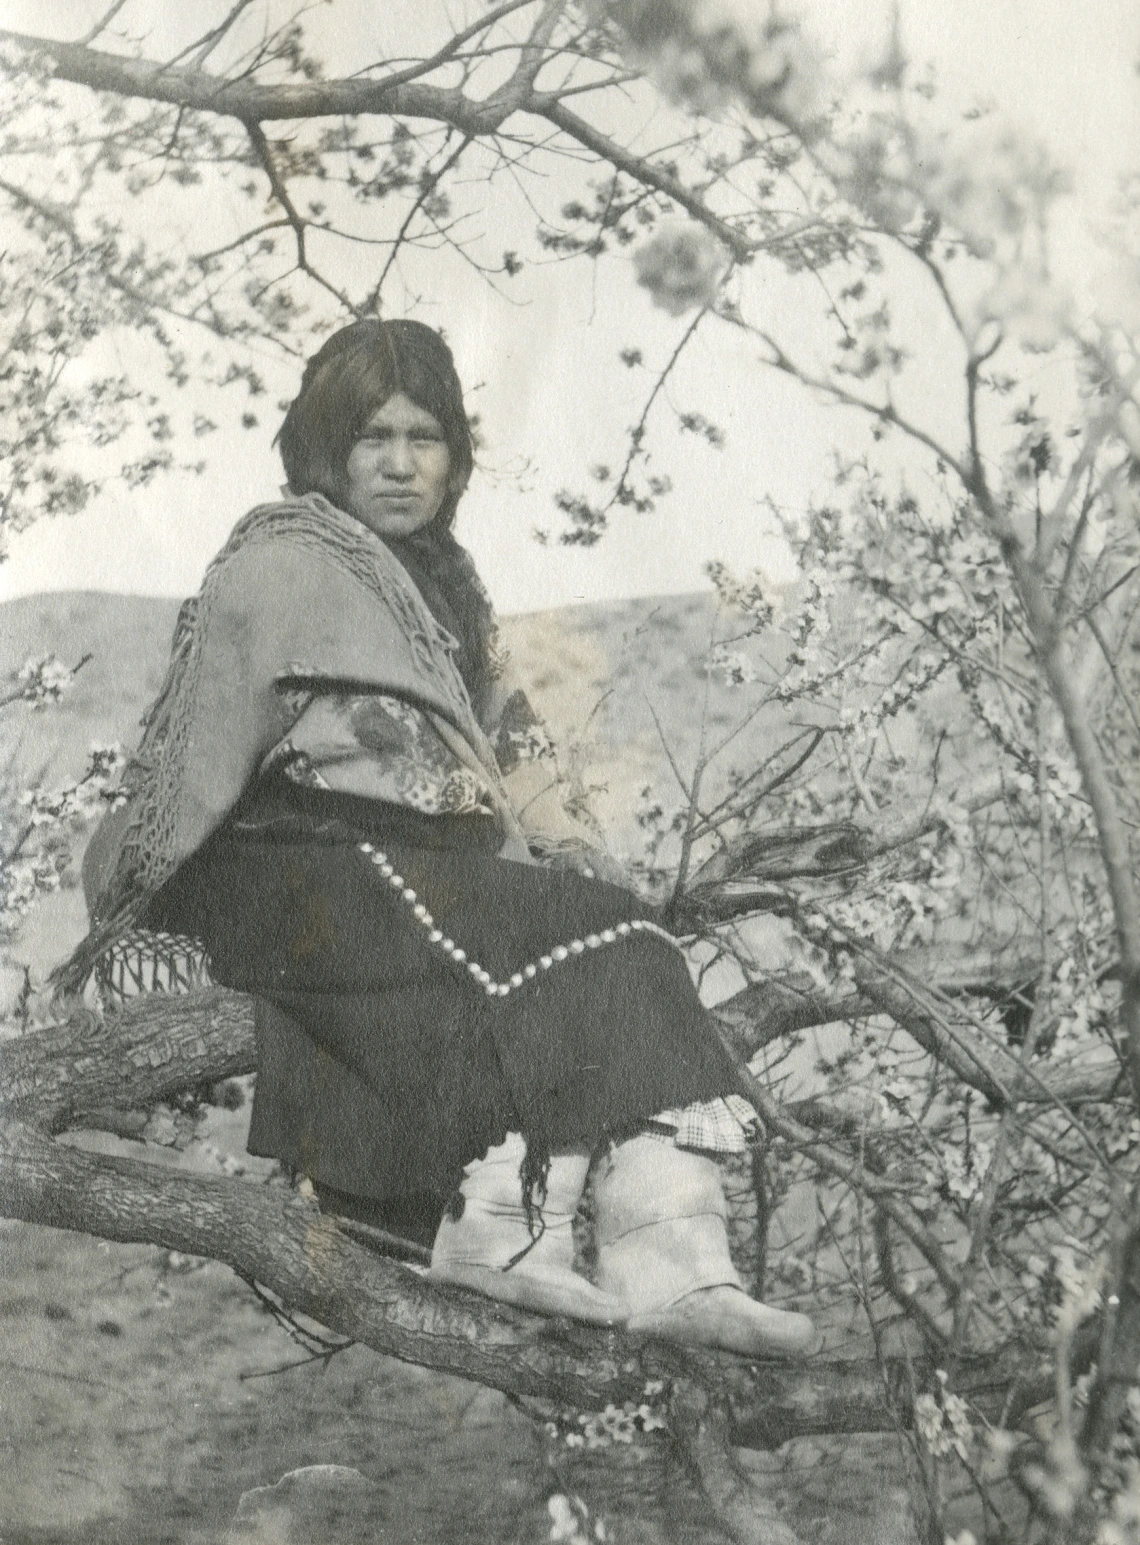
350, 504, 433, 539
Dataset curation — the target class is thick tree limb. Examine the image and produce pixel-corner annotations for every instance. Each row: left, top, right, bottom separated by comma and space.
714, 955, 1122, 1108
672, 1381, 806, 1545
0, 1118, 1059, 1443
539, 97, 755, 259
1, 26, 771, 265
1, 988, 255, 1132
0, 31, 521, 133
4, 947, 1120, 1152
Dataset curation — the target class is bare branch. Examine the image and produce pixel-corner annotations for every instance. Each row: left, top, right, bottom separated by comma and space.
182, 0, 258, 72
77, 0, 131, 48
363, 133, 474, 314
244, 121, 358, 313
755, 329, 970, 485
540, 98, 754, 259
357, 0, 541, 95
0, 29, 516, 134
1036, 371, 1140, 571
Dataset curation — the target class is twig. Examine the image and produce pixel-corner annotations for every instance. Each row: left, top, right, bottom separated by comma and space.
610, 307, 709, 513
726, 1054, 962, 1300
77, 0, 130, 47
243, 120, 358, 315
1083, 608, 1140, 743
363, 133, 474, 314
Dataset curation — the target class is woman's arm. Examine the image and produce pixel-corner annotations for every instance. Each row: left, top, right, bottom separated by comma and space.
480, 649, 633, 887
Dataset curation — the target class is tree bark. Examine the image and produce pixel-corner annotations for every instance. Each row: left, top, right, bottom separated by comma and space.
0, 31, 514, 132
1, 988, 256, 1132
0, 1115, 1052, 1444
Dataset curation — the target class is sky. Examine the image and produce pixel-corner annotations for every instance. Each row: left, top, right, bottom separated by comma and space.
1, 0, 1138, 615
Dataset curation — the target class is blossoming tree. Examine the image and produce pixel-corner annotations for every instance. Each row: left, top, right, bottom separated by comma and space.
2, 2, 1139, 1540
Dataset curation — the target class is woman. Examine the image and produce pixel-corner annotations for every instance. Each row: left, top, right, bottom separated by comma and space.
63, 319, 817, 1358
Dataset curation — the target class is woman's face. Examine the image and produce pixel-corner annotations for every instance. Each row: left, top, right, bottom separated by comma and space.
343, 392, 452, 539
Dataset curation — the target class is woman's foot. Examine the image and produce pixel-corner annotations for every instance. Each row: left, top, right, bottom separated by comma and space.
429, 1136, 627, 1326
626, 1284, 821, 1357
593, 1135, 820, 1360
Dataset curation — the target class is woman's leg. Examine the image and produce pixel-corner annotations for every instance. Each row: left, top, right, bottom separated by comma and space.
592, 1133, 820, 1358
428, 1133, 626, 1325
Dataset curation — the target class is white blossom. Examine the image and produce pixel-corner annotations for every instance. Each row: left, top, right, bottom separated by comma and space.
634, 222, 729, 316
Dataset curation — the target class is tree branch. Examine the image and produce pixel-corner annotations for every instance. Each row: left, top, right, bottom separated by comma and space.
243, 120, 357, 312
1, 30, 521, 134
0, 1114, 1027, 1443
540, 97, 754, 260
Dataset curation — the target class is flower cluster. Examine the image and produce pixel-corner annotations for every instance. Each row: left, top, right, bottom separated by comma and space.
603, 0, 825, 125
1, 849, 65, 929
1, 742, 126, 940
913, 1370, 973, 1462
705, 560, 773, 626
633, 222, 728, 316
709, 645, 761, 687
545, 1382, 670, 1450
835, 106, 1072, 346
547, 1493, 605, 1544
15, 654, 74, 709
18, 743, 127, 828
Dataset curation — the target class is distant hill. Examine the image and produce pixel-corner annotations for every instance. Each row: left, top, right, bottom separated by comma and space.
0, 588, 796, 987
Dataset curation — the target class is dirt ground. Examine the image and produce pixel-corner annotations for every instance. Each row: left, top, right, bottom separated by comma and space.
0, 1217, 548, 1543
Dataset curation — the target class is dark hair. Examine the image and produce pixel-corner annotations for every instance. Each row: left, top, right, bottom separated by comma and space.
279, 318, 493, 715
278, 318, 474, 529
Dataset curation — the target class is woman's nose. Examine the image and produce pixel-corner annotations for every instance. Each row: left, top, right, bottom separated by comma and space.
381, 437, 415, 478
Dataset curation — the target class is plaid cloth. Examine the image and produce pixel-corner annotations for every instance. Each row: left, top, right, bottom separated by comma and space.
647, 1094, 759, 1154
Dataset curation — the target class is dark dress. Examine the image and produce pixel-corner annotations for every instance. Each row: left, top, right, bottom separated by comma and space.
147, 777, 745, 1241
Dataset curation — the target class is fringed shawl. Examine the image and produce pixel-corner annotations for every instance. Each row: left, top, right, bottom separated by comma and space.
55, 494, 529, 994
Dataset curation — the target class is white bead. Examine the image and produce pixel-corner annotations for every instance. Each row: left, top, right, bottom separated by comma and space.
485, 983, 498, 996
509, 973, 524, 988
401, 886, 417, 903
539, 955, 553, 970
416, 910, 432, 926
616, 922, 631, 936
441, 939, 454, 953
585, 934, 601, 949
524, 963, 537, 979
600, 929, 616, 944
496, 983, 510, 996
378, 862, 394, 876
359, 842, 374, 854
389, 874, 404, 889
631, 920, 644, 930
570, 939, 586, 954
428, 930, 443, 943
452, 947, 467, 963
467, 961, 482, 977
552, 946, 569, 962
481, 969, 494, 985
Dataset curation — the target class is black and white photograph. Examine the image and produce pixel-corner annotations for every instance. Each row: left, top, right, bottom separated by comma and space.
1, 2, 1138, 1541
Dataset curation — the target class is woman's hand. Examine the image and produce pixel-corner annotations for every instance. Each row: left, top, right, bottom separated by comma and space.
529, 836, 635, 891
